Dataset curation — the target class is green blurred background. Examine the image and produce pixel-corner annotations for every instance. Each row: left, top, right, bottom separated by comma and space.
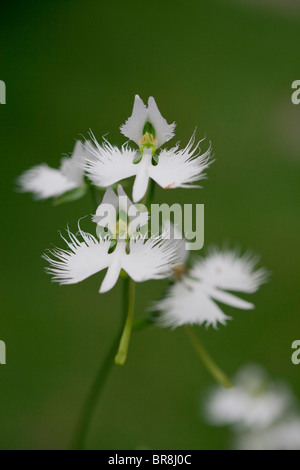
1, 0, 300, 450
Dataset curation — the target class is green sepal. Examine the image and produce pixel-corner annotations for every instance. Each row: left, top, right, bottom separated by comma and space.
152, 153, 159, 166
133, 153, 143, 164
53, 185, 87, 206
108, 240, 117, 254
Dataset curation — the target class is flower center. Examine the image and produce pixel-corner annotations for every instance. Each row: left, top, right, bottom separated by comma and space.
139, 121, 157, 156
111, 218, 129, 241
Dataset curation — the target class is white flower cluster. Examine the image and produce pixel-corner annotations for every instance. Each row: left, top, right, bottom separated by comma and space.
205, 364, 300, 450
18, 95, 267, 327
18, 95, 210, 203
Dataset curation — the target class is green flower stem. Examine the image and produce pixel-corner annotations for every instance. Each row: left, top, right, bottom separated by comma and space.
184, 326, 233, 389
72, 276, 131, 449
71, 324, 123, 450
115, 277, 135, 365
72, 175, 154, 447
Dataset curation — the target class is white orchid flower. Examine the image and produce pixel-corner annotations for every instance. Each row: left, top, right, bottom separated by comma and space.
43, 185, 179, 294
235, 416, 300, 450
84, 95, 212, 203
155, 248, 268, 328
206, 364, 294, 431
17, 140, 88, 200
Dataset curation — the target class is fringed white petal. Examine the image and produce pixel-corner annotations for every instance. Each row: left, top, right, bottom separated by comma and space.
120, 95, 148, 145
120, 95, 176, 147
84, 133, 137, 187
190, 249, 269, 293
147, 96, 176, 147
122, 234, 179, 282
155, 282, 230, 329
17, 164, 80, 199
149, 133, 212, 189
43, 228, 111, 284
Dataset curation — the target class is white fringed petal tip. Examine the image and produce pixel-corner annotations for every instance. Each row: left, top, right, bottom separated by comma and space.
43, 228, 179, 294
85, 131, 212, 203
17, 141, 87, 200
120, 95, 176, 147
190, 248, 269, 294
155, 248, 269, 329
205, 364, 294, 431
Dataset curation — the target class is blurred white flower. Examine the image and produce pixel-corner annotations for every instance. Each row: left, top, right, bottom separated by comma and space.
18, 141, 87, 200
155, 249, 268, 328
43, 185, 179, 293
235, 416, 300, 450
84, 95, 212, 202
162, 221, 189, 280
206, 364, 293, 430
